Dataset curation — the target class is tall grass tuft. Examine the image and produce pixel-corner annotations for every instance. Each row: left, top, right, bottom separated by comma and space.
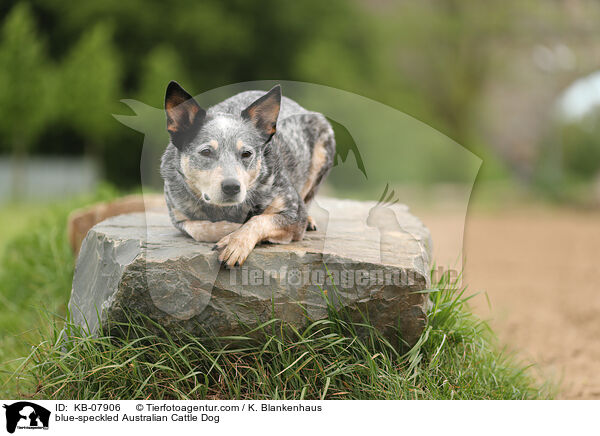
8, 273, 550, 400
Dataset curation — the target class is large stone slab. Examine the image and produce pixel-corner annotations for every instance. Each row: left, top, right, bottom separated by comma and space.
68, 197, 432, 347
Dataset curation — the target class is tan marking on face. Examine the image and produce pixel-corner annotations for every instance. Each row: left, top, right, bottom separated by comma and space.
301, 140, 327, 199
247, 158, 261, 189
236, 139, 244, 150
209, 139, 219, 149
180, 155, 223, 199
235, 157, 261, 192
183, 220, 242, 242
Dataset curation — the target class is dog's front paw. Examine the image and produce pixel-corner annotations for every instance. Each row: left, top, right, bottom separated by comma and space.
213, 228, 258, 267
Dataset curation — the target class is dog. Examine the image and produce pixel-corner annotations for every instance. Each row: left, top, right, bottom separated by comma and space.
160, 82, 336, 267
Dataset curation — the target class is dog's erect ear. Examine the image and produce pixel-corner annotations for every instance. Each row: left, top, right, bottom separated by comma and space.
241, 85, 281, 140
165, 81, 205, 149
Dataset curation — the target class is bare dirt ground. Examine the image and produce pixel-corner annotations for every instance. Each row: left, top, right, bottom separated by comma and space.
421, 207, 600, 399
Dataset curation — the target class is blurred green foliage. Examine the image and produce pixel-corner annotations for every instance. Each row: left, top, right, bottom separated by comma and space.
535, 110, 600, 202
1, 0, 389, 186
0, 3, 49, 155
58, 23, 120, 151
560, 117, 600, 181
0, 0, 596, 196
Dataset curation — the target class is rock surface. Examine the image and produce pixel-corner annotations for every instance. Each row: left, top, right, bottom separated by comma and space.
69, 196, 432, 347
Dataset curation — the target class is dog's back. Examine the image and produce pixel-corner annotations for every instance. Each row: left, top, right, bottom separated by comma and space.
210, 90, 308, 119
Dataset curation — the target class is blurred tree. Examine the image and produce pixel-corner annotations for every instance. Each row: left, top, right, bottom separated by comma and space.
380, 0, 516, 149
58, 22, 121, 161
0, 3, 51, 199
135, 45, 191, 186
137, 45, 191, 109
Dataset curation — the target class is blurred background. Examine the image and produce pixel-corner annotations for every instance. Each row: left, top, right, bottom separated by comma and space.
1, 0, 600, 202
0, 0, 598, 398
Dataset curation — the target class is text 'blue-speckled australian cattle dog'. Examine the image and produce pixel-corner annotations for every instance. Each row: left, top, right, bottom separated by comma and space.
160, 82, 336, 267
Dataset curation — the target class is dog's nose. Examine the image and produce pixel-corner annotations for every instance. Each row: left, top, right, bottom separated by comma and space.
221, 178, 241, 195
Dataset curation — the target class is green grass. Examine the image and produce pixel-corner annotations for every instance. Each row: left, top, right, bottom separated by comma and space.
0, 191, 552, 400
0, 185, 120, 392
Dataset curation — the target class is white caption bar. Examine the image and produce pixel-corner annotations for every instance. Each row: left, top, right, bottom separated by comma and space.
0, 400, 596, 435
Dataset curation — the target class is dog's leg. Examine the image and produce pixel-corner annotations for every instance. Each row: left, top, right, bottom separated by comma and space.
168, 204, 242, 242
214, 193, 307, 267
181, 220, 242, 243
306, 215, 318, 231
300, 128, 335, 232
214, 213, 305, 267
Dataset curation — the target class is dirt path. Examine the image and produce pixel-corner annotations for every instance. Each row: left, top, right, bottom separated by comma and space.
421, 207, 600, 399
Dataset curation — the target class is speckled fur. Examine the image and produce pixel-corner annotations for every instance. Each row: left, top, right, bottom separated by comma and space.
160, 83, 335, 266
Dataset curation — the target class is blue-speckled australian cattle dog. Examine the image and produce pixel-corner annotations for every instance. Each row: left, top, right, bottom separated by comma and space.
160, 82, 336, 267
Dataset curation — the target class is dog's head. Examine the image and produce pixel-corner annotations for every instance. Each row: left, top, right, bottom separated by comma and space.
164, 81, 280, 206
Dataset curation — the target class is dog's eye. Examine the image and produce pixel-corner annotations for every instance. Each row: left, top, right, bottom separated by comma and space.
199, 148, 212, 157
241, 150, 253, 159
